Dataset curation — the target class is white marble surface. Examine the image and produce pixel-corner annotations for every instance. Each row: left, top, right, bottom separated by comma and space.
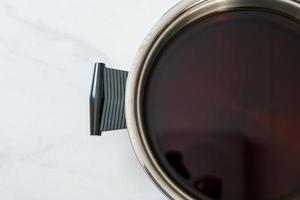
0, 0, 180, 199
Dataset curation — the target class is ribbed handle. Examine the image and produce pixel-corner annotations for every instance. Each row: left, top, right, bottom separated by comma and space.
90, 63, 128, 136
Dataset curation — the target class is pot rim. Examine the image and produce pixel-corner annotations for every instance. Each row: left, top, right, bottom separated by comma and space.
125, 0, 300, 199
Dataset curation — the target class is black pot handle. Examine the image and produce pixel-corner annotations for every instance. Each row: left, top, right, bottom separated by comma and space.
90, 63, 128, 136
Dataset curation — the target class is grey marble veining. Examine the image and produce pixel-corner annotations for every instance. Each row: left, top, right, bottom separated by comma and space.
0, 0, 180, 199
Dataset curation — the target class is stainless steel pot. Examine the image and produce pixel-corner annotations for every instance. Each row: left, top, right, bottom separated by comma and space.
90, 0, 300, 199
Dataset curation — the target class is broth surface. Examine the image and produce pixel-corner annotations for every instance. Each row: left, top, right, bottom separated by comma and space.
143, 10, 300, 200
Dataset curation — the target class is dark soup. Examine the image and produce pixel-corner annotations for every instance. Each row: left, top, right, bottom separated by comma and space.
143, 10, 300, 200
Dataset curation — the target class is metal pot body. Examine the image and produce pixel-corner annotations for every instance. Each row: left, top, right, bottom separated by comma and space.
90, 0, 300, 199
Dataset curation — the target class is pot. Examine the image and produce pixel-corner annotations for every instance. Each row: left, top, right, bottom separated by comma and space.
90, 0, 300, 199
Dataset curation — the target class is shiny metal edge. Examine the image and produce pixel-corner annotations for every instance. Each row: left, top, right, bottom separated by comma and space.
125, 0, 300, 199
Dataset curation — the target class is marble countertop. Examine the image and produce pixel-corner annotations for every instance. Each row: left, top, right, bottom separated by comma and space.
0, 0, 180, 199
